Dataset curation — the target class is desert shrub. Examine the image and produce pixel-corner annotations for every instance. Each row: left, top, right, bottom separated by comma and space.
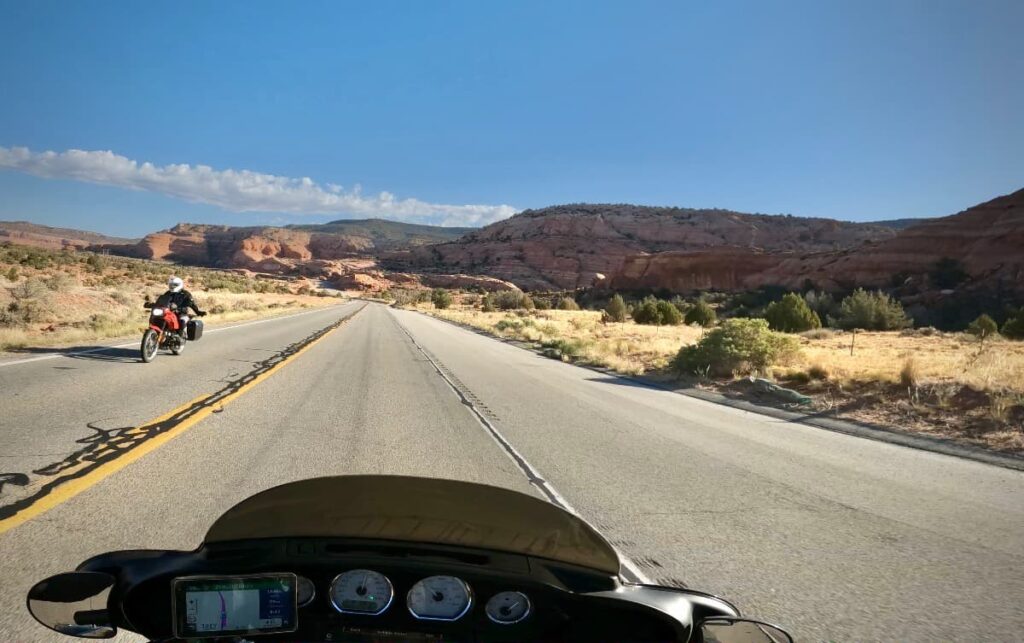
491, 290, 527, 310
631, 296, 662, 325
684, 299, 716, 327
494, 318, 524, 332
540, 337, 587, 360
656, 299, 683, 325
967, 314, 998, 343
521, 294, 536, 310
829, 288, 911, 330
481, 294, 496, 312
803, 290, 838, 320
1, 279, 55, 326
85, 254, 106, 273
764, 293, 822, 332
1002, 314, 1024, 340
670, 296, 689, 315
673, 318, 799, 377
5, 266, 17, 281
556, 296, 580, 311
431, 288, 452, 310
533, 296, 551, 310
605, 294, 628, 322
45, 272, 78, 292
808, 363, 830, 380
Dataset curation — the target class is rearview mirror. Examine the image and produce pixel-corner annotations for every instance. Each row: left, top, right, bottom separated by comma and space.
700, 616, 793, 643
27, 572, 117, 639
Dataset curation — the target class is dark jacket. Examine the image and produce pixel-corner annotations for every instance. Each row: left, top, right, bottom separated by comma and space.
155, 289, 203, 315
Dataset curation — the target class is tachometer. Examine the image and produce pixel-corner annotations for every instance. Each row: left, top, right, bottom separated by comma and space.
407, 575, 473, 621
329, 570, 393, 615
485, 591, 531, 624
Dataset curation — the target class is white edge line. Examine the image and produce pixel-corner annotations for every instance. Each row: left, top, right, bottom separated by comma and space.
0, 304, 348, 369
389, 307, 653, 586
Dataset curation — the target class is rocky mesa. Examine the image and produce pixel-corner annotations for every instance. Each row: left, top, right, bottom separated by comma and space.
386, 204, 901, 290
608, 188, 1024, 295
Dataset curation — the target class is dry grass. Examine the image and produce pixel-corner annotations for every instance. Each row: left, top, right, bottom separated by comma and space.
418, 302, 1024, 453
0, 247, 343, 352
791, 331, 1024, 393
423, 305, 703, 375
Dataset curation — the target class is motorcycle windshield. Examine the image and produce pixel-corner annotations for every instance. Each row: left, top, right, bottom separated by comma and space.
203, 475, 621, 575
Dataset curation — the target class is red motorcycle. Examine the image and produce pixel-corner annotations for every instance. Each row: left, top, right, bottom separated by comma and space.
140, 302, 204, 363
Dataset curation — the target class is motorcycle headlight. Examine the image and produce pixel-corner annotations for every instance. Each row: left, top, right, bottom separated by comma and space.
151, 308, 164, 316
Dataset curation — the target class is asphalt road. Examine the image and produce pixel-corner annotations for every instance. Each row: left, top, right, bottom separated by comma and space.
1, 302, 1022, 642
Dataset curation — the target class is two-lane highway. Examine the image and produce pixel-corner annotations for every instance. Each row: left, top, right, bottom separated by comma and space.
2, 302, 1023, 642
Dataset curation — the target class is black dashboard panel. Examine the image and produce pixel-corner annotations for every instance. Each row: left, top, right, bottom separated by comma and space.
78, 537, 733, 642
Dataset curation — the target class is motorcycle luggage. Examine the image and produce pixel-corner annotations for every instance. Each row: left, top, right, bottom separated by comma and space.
186, 319, 204, 341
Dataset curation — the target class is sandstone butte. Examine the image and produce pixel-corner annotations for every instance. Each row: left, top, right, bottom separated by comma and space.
607, 187, 1024, 295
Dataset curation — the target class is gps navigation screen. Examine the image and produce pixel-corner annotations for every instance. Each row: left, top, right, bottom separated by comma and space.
173, 574, 297, 637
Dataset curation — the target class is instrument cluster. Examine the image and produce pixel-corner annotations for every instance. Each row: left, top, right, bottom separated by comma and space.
296, 569, 532, 626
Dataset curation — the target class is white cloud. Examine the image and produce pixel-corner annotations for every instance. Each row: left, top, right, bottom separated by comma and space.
0, 146, 518, 227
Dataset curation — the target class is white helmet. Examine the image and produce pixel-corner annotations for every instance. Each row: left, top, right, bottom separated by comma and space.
168, 276, 184, 293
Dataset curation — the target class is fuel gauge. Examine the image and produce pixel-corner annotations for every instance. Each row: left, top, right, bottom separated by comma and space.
485, 591, 531, 625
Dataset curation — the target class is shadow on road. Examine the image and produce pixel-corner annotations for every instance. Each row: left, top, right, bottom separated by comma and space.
8, 345, 141, 363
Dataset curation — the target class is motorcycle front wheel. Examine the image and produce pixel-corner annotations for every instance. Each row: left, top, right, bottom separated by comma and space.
140, 329, 159, 363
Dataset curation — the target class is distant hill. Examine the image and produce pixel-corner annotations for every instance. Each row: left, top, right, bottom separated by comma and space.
286, 218, 472, 247
869, 218, 935, 230
387, 204, 902, 290
0, 221, 136, 250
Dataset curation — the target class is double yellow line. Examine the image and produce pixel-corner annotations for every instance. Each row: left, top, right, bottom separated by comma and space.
0, 307, 361, 536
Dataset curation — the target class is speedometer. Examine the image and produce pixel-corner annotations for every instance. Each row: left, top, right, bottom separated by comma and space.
407, 575, 473, 621
485, 591, 531, 624
329, 570, 393, 615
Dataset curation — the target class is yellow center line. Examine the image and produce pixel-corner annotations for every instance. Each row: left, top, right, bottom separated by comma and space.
0, 307, 361, 536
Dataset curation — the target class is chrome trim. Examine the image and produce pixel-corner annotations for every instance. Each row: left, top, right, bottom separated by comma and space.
485, 591, 531, 625
406, 575, 473, 622
329, 569, 394, 616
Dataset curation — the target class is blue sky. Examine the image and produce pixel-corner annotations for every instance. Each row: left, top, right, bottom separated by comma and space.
0, 0, 1021, 237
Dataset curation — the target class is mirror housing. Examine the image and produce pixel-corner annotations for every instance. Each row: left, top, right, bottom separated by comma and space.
699, 616, 793, 643
27, 572, 117, 639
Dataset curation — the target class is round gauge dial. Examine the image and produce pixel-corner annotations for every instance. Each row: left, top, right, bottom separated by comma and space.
407, 575, 473, 621
330, 570, 393, 615
485, 591, 531, 625
296, 576, 316, 607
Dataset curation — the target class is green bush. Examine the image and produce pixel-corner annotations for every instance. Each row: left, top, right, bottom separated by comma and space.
803, 290, 837, 320
632, 296, 662, 325
431, 288, 453, 309
829, 288, 911, 330
605, 294, 628, 322
656, 299, 683, 325
764, 292, 821, 332
673, 318, 799, 377
966, 314, 998, 341
521, 294, 536, 310
491, 290, 528, 310
481, 294, 496, 312
540, 337, 587, 360
1002, 315, 1024, 340
5, 266, 18, 281
684, 299, 716, 327
557, 297, 580, 311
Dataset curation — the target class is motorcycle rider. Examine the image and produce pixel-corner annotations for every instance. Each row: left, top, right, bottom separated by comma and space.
155, 276, 205, 336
